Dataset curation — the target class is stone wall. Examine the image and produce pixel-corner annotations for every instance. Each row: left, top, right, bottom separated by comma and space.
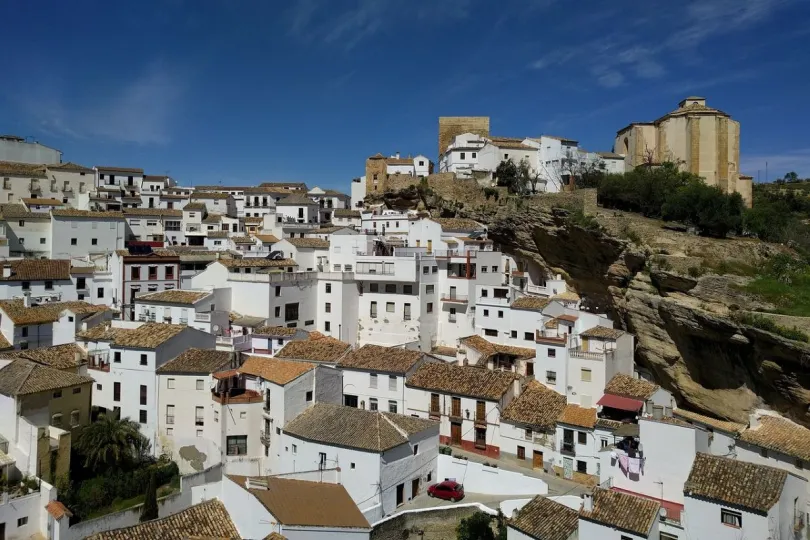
438, 117, 490, 157
371, 505, 491, 540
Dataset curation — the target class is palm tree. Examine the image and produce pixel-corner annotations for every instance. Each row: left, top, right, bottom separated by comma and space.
74, 415, 151, 472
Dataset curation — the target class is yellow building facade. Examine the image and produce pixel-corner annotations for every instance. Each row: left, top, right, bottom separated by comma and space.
615, 97, 752, 207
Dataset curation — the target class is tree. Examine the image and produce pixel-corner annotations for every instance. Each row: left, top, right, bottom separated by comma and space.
494, 159, 521, 194
661, 179, 744, 238
785, 171, 800, 183
515, 158, 539, 195
456, 511, 495, 540
74, 415, 151, 472
140, 471, 158, 522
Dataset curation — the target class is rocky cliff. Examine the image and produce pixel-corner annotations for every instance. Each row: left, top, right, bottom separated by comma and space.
369, 185, 810, 427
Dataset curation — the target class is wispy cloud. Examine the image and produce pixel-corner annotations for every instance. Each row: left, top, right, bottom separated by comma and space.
21, 61, 186, 145
740, 148, 810, 178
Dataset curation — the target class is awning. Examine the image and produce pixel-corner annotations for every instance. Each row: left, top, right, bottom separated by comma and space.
597, 393, 644, 412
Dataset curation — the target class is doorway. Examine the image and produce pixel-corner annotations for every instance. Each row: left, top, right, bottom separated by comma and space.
533, 450, 543, 469
412, 478, 420, 498
451, 422, 462, 445
396, 484, 405, 506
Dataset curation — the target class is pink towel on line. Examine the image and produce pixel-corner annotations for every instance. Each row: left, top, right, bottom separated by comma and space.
619, 454, 629, 472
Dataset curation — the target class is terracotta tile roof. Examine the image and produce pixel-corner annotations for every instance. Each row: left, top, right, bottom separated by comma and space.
338, 344, 423, 374
430, 345, 457, 357
552, 290, 580, 302
231, 236, 255, 244
283, 403, 437, 452
0, 161, 46, 178
502, 380, 567, 430
254, 234, 280, 243
490, 137, 534, 150
460, 335, 535, 360
274, 334, 351, 363
0, 343, 85, 370
432, 217, 483, 231
123, 208, 183, 217
259, 182, 308, 189
0, 358, 93, 396
192, 192, 231, 199
276, 193, 316, 206
264, 533, 286, 540
183, 202, 207, 211
557, 404, 597, 429
76, 322, 131, 341
243, 216, 264, 224
135, 290, 211, 305
218, 258, 298, 269
334, 209, 361, 218
142, 174, 170, 184
96, 165, 144, 174
253, 325, 299, 337
557, 314, 578, 323
509, 495, 579, 540
112, 323, 187, 349
739, 414, 810, 462
0, 333, 11, 350
596, 418, 623, 431
86, 499, 240, 540
684, 453, 787, 513
511, 296, 552, 312
156, 348, 233, 374
206, 231, 229, 238
285, 237, 330, 249
406, 363, 518, 400
673, 408, 746, 434
227, 475, 369, 530
202, 214, 223, 224
22, 197, 63, 206
604, 374, 659, 401
0, 300, 108, 325
52, 208, 125, 219
239, 356, 315, 385
45, 500, 73, 520
0, 259, 72, 281
45, 162, 91, 173
0, 203, 49, 219
580, 325, 626, 339
580, 488, 659, 537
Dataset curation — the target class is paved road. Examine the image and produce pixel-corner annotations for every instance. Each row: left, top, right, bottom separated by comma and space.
401, 491, 526, 511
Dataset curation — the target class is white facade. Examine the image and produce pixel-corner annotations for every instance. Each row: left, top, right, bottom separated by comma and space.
50, 214, 125, 259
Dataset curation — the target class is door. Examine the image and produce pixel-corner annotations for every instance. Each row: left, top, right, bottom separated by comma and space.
451, 422, 462, 445
412, 478, 420, 498
396, 483, 405, 506
517, 446, 525, 460
563, 457, 573, 480
526, 362, 534, 377
449, 286, 457, 300
0, 522, 5, 540
533, 450, 543, 469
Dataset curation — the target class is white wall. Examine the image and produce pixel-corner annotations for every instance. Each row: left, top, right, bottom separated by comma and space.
436, 455, 548, 496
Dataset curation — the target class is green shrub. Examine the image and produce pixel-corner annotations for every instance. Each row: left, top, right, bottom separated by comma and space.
661, 180, 744, 237
734, 312, 809, 342
687, 266, 704, 278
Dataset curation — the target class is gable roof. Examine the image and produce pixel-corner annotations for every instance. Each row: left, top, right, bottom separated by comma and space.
502, 380, 567, 430
285, 237, 330, 249
0, 259, 72, 281
739, 414, 810, 462
511, 296, 552, 312
217, 258, 298, 269
580, 325, 626, 340
406, 363, 518, 400
672, 408, 746, 435
0, 358, 93, 397
684, 453, 787, 513
509, 495, 579, 540
283, 403, 437, 452
86, 499, 240, 540
0, 343, 85, 370
337, 344, 423, 374
134, 290, 211, 305
0, 300, 109, 325
110, 323, 187, 349
604, 374, 659, 401
183, 202, 207, 211
51, 209, 124, 219
274, 333, 351, 363
580, 488, 659, 537
252, 325, 299, 337
460, 335, 535, 360
0, 161, 47, 178
156, 349, 233, 375
238, 356, 315, 385
557, 404, 597, 429
227, 475, 369, 529
276, 193, 317, 206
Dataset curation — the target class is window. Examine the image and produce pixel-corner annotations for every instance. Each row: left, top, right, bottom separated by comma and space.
40, 237, 46, 244
524, 332, 534, 341
460, 152, 466, 159
196, 406, 204, 426
720, 509, 742, 528
319, 452, 327, 469
284, 302, 299, 321
165, 267, 174, 279
19, 220, 24, 226
292, 444, 297, 454
114, 351, 121, 363
546, 371, 557, 384
370, 373, 378, 389
226, 435, 248, 455
510, 330, 517, 339
483, 309, 489, 316
426, 302, 433, 313
548, 348, 556, 358
576, 460, 587, 473
97, 287, 104, 298
404, 303, 411, 320
45, 280, 53, 290
91, 238, 98, 245
491, 266, 498, 272
140, 385, 147, 405
22, 327, 29, 338
195, 379, 205, 390
76, 277, 86, 289
21, 281, 30, 290
369, 283, 379, 293
385, 284, 396, 293
498, 310, 503, 318
325, 302, 331, 313
306, 391, 313, 402
275, 286, 281, 297
17, 517, 28, 527
369, 398, 378, 411
484, 329, 497, 337
370, 301, 378, 318
324, 321, 331, 331
517, 446, 526, 460
389, 375, 397, 391
481, 266, 488, 273
148, 266, 158, 280
274, 306, 280, 317
139, 410, 147, 423
423, 266, 429, 275
131, 267, 141, 280
140, 354, 147, 366
432, 265, 438, 273
601, 438, 609, 449
386, 302, 395, 313
114, 382, 121, 401
426, 285, 434, 294
51, 414, 62, 427
578, 431, 587, 445
388, 400, 397, 413
70, 410, 80, 427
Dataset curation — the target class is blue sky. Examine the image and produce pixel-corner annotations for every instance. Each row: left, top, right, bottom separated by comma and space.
2, 0, 809, 189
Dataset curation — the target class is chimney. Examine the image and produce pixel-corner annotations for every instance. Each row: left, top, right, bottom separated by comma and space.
395, 152, 400, 159
582, 493, 593, 512
513, 376, 521, 398
749, 412, 761, 429
2, 265, 11, 278
23, 292, 31, 308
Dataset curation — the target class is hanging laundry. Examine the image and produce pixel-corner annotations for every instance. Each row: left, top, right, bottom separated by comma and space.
619, 453, 629, 473
629, 457, 641, 474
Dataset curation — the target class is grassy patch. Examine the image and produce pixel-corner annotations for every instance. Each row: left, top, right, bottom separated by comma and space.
733, 312, 809, 342
739, 254, 810, 316
703, 258, 759, 277
84, 482, 179, 520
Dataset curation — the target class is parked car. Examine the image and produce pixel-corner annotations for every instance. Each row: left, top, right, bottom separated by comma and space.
427, 480, 464, 502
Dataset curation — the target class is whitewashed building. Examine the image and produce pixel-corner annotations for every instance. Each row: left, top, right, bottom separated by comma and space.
133, 288, 231, 334
579, 487, 661, 540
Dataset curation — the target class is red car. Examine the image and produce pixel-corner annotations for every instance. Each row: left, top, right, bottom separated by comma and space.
428, 480, 465, 502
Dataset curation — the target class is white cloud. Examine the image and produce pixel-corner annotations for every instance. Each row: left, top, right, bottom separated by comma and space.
24, 61, 185, 145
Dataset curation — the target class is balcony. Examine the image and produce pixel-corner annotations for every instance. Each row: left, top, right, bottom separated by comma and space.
441, 294, 468, 304
434, 249, 479, 259
569, 347, 614, 361
474, 414, 487, 426
87, 359, 110, 373
216, 334, 250, 351
211, 388, 262, 405
560, 442, 575, 457
260, 430, 272, 446
429, 408, 441, 420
